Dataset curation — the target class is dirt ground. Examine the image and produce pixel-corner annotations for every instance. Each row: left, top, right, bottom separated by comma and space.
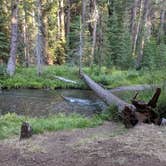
0, 122, 166, 166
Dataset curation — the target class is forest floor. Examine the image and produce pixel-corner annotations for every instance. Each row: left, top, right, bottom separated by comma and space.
0, 122, 166, 166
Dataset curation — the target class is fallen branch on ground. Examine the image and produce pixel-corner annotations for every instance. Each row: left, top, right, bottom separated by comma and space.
54, 76, 77, 84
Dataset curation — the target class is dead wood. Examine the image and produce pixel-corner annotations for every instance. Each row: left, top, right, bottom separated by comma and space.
80, 72, 138, 127
148, 88, 161, 108
54, 76, 77, 84
81, 72, 162, 128
80, 72, 136, 111
110, 84, 155, 92
20, 122, 33, 140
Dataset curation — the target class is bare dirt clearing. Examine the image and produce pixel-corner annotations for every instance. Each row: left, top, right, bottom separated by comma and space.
0, 122, 166, 166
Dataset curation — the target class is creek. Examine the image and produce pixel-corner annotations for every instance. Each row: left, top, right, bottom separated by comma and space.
0, 89, 106, 117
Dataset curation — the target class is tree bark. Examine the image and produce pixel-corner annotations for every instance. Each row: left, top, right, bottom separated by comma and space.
79, 15, 83, 74
158, 9, 166, 43
6, 0, 19, 76
65, 0, 71, 38
57, 0, 65, 41
79, 0, 86, 73
36, 0, 43, 76
23, 4, 29, 67
136, 0, 150, 69
130, 0, 140, 43
90, 0, 99, 66
132, 0, 144, 57
81, 72, 136, 112
110, 84, 157, 93
81, 72, 162, 128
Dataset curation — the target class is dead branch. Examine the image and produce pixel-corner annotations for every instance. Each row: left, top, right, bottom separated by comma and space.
54, 76, 77, 84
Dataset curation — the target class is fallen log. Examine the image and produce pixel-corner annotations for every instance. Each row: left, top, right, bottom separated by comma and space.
80, 73, 136, 111
54, 76, 77, 84
110, 84, 158, 93
80, 72, 162, 128
80, 73, 138, 127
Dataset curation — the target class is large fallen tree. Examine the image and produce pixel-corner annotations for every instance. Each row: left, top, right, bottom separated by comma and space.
80, 72, 165, 127
110, 84, 158, 93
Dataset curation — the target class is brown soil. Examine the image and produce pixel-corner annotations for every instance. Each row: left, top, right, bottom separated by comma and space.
0, 122, 166, 166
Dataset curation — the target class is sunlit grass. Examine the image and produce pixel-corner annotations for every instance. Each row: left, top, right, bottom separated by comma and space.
0, 65, 166, 89
0, 113, 103, 140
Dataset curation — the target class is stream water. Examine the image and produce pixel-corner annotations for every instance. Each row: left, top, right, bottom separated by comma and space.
0, 89, 106, 117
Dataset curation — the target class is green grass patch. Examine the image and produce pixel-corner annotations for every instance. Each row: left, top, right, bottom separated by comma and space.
0, 65, 166, 89
0, 88, 165, 140
0, 113, 103, 140
0, 66, 86, 89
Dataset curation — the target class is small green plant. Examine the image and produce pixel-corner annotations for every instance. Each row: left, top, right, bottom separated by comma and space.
99, 105, 121, 122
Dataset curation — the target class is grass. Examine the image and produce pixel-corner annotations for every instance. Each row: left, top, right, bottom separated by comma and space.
0, 103, 126, 140
0, 66, 85, 89
0, 65, 166, 89
0, 113, 104, 140
0, 65, 166, 139
0, 88, 165, 140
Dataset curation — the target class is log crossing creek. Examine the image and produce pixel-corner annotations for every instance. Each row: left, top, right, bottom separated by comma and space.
0, 89, 106, 117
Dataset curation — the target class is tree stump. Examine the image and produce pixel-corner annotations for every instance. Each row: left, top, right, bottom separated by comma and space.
20, 122, 33, 140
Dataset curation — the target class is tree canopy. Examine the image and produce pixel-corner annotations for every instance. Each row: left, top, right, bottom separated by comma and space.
0, 0, 165, 75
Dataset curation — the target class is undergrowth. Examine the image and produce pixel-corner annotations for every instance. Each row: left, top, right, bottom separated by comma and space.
0, 113, 103, 140
0, 65, 166, 89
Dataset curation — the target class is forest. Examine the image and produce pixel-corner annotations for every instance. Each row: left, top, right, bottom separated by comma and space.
0, 0, 166, 166
0, 0, 165, 72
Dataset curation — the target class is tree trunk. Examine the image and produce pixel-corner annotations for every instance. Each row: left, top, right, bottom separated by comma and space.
79, 16, 83, 74
81, 72, 162, 128
23, 5, 29, 67
158, 9, 165, 43
6, 0, 19, 76
57, 0, 65, 41
43, 12, 53, 65
130, 0, 139, 43
65, 0, 71, 38
36, 0, 43, 76
132, 0, 144, 57
136, 0, 150, 69
96, 14, 103, 71
81, 73, 135, 111
90, 0, 99, 66
79, 0, 86, 73
107, 0, 114, 17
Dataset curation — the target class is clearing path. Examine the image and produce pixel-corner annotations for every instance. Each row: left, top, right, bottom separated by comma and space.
0, 122, 166, 166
